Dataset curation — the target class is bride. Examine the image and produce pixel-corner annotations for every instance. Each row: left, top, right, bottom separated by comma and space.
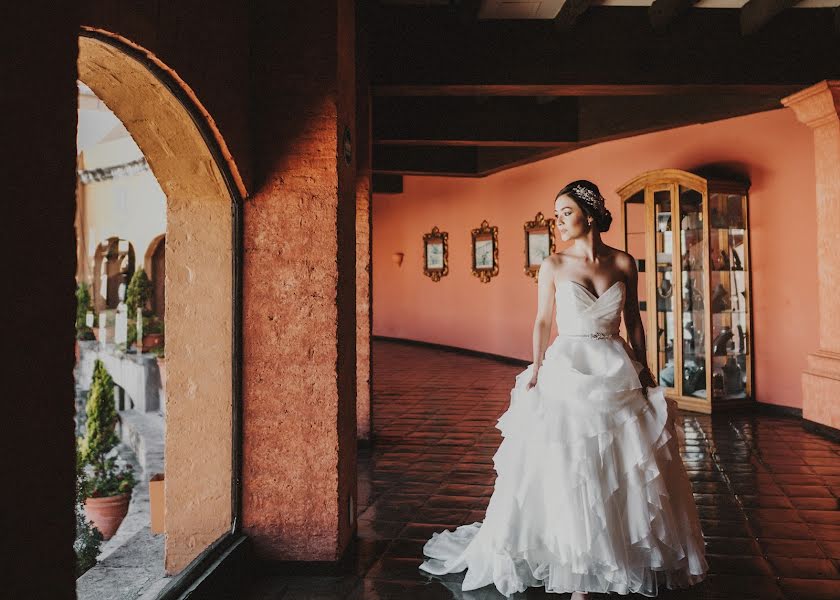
419, 180, 708, 598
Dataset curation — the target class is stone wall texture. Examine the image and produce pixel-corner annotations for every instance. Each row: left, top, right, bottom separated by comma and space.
79, 37, 234, 574
78, 0, 361, 565
243, 0, 357, 561
11, 2, 363, 594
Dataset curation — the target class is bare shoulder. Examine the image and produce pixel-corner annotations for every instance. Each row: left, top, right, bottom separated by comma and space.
609, 247, 637, 274
537, 253, 561, 283
541, 253, 563, 270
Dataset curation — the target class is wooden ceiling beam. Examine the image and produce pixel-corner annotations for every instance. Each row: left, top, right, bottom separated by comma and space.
476, 146, 564, 173
454, 0, 483, 23
372, 95, 578, 145
370, 7, 840, 88
369, 94, 786, 176
649, 0, 699, 30
375, 139, 577, 148
577, 94, 783, 140
372, 145, 480, 175
554, 0, 593, 31
372, 83, 801, 97
741, 0, 803, 36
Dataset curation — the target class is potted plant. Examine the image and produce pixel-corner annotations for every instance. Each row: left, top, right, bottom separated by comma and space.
126, 269, 154, 351
142, 316, 165, 351
78, 360, 136, 540
75, 283, 96, 360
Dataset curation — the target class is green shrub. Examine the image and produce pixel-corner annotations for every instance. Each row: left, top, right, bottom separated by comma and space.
75, 283, 95, 340
79, 361, 119, 464
126, 269, 152, 317
74, 503, 103, 576
144, 316, 164, 335
79, 455, 136, 498
128, 315, 164, 347
75, 282, 92, 329
78, 362, 136, 499
74, 445, 103, 575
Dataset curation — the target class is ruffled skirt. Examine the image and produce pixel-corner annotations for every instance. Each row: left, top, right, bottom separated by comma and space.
419, 335, 708, 597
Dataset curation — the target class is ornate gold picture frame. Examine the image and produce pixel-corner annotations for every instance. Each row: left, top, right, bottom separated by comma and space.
524, 211, 556, 281
471, 219, 499, 283
423, 226, 449, 282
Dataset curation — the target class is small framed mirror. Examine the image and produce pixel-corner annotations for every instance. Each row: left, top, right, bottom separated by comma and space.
471, 219, 499, 283
523, 211, 555, 281
423, 226, 449, 282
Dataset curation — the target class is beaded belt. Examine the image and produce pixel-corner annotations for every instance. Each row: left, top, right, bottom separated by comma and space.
558, 331, 619, 340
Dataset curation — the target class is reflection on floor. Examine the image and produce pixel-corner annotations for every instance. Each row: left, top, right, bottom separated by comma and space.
246, 340, 840, 600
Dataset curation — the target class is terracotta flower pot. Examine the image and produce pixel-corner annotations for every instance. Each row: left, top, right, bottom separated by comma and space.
143, 333, 164, 350
84, 492, 131, 540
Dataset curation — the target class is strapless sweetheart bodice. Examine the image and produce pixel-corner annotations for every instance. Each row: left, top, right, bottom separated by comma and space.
555, 279, 625, 336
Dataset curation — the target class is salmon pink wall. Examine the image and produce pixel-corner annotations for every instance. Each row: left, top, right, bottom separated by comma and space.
372, 109, 818, 409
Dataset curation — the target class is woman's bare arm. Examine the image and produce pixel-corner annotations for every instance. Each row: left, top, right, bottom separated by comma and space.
531, 258, 557, 375
620, 253, 656, 385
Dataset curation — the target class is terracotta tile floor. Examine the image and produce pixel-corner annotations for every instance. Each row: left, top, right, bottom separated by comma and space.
246, 340, 840, 600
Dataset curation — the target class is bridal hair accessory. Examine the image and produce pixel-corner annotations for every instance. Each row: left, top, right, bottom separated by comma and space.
571, 184, 607, 217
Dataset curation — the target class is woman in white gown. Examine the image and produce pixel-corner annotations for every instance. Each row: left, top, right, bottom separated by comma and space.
419, 180, 708, 598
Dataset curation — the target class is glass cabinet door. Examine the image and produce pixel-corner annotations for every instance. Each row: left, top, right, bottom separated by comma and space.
652, 188, 675, 391
624, 190, 647, 329
678, 186, 707, 399
709, 191, 750, 401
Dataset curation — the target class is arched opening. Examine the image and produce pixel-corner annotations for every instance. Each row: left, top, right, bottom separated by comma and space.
144, 234, 166, 319
77, 30, 243, 578
91, 237, 135, 311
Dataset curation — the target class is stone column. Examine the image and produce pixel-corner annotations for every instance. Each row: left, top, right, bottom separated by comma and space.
244, 0, 358, 561
356, 0, 373, 442
783, 81, 840, 431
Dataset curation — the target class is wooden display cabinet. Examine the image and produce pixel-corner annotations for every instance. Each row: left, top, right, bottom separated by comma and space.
618, 169, 753, 413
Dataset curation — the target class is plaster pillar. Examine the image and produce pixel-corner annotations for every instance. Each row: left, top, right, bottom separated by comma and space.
783, 81, 840, 431
243, 0, 357, 561
356, 0, 373, 442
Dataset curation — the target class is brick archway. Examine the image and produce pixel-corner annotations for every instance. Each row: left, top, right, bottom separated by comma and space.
78, 31, 243, 574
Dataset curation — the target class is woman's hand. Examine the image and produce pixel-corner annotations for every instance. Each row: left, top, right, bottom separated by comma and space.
526, 369, 539, 390
638, 365, 658, 388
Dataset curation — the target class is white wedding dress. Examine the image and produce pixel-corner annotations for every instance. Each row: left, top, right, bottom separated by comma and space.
419, 280, 708, 597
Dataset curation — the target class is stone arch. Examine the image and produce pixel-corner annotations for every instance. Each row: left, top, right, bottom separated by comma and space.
78, 30, 243, 574
92, 236, 135, 310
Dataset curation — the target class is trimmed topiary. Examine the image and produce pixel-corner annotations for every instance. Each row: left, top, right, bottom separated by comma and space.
78, 360, 136, 499
75, 282, 96, 340
80, 360, 119, 464
126, 268, 152, 317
